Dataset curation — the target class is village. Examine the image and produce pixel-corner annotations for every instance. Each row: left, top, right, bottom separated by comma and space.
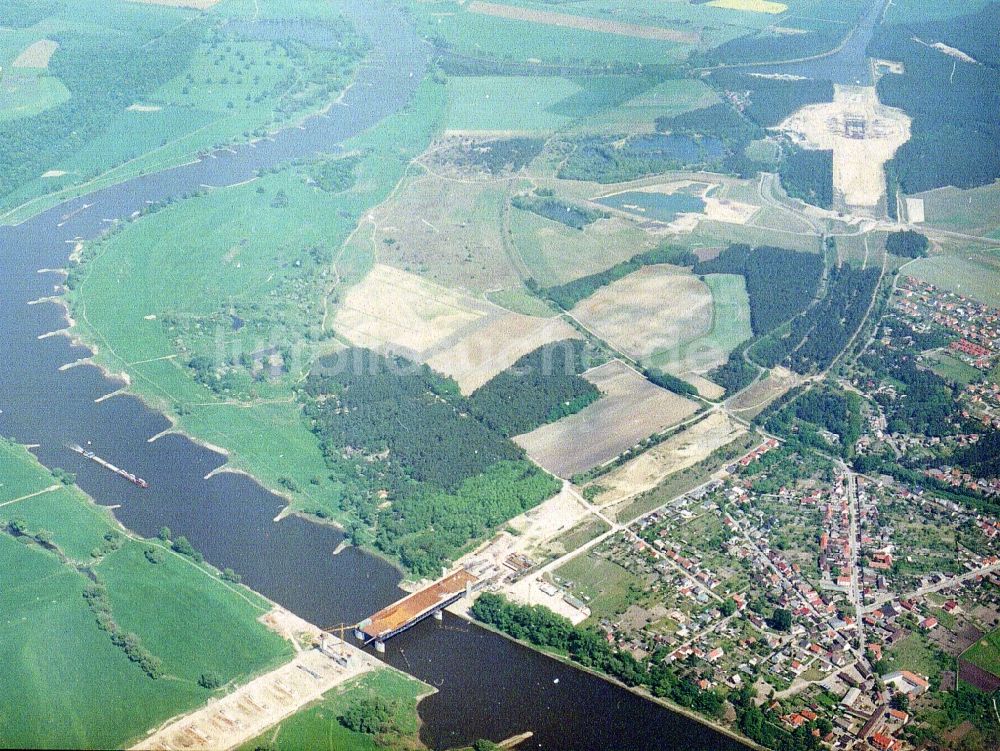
482, 435, 1000, 751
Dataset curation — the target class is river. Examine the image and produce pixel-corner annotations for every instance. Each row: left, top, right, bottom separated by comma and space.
0, 2, 746, 749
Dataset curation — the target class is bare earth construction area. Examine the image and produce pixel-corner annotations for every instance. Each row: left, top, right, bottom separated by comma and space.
777, 85, 910, 212
514, 359, 699, 478
334, 264, 579, 393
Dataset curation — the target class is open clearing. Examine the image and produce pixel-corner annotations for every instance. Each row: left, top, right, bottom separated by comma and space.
726, 365, 800, 418
12, 40, 58, 69
374, 174, 520, 292
467, 2, 699, 43
570, 266, 713, 363
777, 85, 910, 210
334, 264, 579, 393
514, 360, 699, 478
585, 412, 745, 509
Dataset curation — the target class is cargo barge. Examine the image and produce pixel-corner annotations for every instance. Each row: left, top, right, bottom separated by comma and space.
68, 444, 149, 488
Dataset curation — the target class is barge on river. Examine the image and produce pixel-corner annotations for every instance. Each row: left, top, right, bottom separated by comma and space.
68, 444, 149, 488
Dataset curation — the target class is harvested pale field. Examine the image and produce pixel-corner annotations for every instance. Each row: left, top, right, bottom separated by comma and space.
334, 264, 578, 393
127, 103, 163, 112
514, 360, 699, 478
708, 0, 788, 13
571, 266, 713, 362
467, 1, 698, 43
726, 365, 799, 418
334, 264, 484, 356
586, 412, 745, 508
682, 373, 725, 400
776, 85, 910, 210
905, 197, 925, 223
426, 312, 579, 393
125, 0, 219, 8
704, 196, 759, 224
12, 40, 58, 69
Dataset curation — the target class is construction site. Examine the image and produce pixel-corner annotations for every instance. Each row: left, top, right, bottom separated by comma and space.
776, 85, 911, 216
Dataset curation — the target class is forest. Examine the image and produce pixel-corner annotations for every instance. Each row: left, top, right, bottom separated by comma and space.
764, 385, 863, 458
753, 265, 879, 374
869, 5, 1000, 193
885, 230, 929, 258
707, 342, 759, 396
309, 155, 361, 193
467, 340, 600, 437
303, 349, 559, 575
0, 0, 60, 27
557, 133, 724, 183
708, 71, 833, 129
778, 147, 834, 209
537, 245, 697, 310
694, 244, 824, 335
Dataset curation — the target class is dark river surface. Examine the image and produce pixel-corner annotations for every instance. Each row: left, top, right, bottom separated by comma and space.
0, 3, 748, 749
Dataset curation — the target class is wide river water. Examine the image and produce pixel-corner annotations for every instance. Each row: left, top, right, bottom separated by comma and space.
0, 3, 747, 749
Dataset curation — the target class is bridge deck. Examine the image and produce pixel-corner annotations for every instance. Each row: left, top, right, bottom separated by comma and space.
361, 569, 477, 641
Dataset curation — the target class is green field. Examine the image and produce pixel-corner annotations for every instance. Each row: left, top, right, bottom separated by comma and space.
647, 273, 753, 375
927, 350, 983, 386
0, 69, 70, 121
0, 439, 291, 749
444, 76, 583, 132
906, 252, 1000, 307
962, 626, 1000, 680
916, 182, 1000, 237
555, 551, 643, 621
66, 77, 445, 519
886, 633, 946, 683
569, 79, 720, 135
239, 669, 428, 751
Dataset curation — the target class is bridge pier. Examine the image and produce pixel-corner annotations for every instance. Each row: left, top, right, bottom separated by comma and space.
374, 640, 385, 653
433, 609, 443, 621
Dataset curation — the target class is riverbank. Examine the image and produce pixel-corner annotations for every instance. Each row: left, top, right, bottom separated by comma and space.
448, 602, 760, 751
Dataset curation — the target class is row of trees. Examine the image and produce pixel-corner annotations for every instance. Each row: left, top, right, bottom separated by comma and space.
535, 244, 697, 310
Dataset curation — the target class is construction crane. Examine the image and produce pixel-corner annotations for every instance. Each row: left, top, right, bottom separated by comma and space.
320, 623, 353, 661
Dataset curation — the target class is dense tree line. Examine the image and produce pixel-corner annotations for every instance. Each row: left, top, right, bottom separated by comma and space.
778, 146, 834, 208
471, 593, 726, 717
694, 244, 824, 335
642, 367, 700, 397
536, 245, 697, 310
441, 137, 544, 174
885, 230, 929, 258
511, 193, 605, 230
467, 340, 600, 436
708, 71, 833, 129
303, 349, 560, 575
754, 266, 879, 374
869, 5, 1000, 192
